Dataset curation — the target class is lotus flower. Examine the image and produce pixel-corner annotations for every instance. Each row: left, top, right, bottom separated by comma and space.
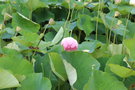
61, 37, 78, 51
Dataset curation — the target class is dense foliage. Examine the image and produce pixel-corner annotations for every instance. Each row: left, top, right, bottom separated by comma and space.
0, 0, 135, 90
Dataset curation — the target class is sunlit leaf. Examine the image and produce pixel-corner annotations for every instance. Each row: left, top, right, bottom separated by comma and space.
0, 68, 20, 89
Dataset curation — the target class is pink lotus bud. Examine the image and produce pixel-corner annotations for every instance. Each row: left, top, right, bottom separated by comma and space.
61, 37, 78, 51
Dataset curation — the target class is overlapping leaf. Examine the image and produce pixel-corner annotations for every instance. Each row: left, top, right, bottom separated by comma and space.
62, 51, 100, 90
83, 70, 127, 90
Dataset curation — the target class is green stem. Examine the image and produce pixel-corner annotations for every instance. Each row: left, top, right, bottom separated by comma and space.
108, 13, 116, 43
63, 2, 71, 37
122, 14, 130, 53
95, 0, 101, 40
64, 2, 71, 28
58, 79, 60, 90
27, 0, 33, 19
106, 28, 109, 43
113, 33, 116, 44
108, 30, 112, 43
122, 14, 130, 41
78, 30, 81, 43
0, 35, 2, 49
31, 24, 48, 61
37, 24, 48, 47
69, 8, 75, 37
41, 63, 45, 76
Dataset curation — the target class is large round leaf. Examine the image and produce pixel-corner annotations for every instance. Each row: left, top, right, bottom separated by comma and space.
83, 70, 127, 90
0, 54, 34, 81
77, 14, 94, 36
62, 51, 100, 90
17, 73, 51, 90
12, 13, 40, 34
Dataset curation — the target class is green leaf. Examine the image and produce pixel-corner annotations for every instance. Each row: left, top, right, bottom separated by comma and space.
105, 55, 126, 73
109, 64, 135, 78
85, 34, 107, 43
124, 76, 135, 89
62, 59, 77, 89
124, 36, 135, 60
131, 8, 135, 14
0, 54, 34, 80
51, 27, 64, 45
49, 44, 63, 53
17, 73, 52, 90
51, 21, 76, 32
32, 8, 54, 23
12, 12, 40, 34
100, 12, 127, 36
10, 0, 30, 18
83, 70, 127, 90
26, 0, 48, 11
62, 51, 100, 90
49, 52, 67, 81
2, 48, 23, 60
117, 5, 133, 15
34, 54, 58, 89
51, 21, 65, 32
112, 24, 128, 36
0, 68, 20, 89
12, 32, 40, 47
97, 57, 109, 71
78, 40, 102, 53
91, 44, 111, 58
77, 14, 94, 36
126, 20, 135, 38
0, 4, 6, 23
44, 31, 56, 42
41, 0, 64, 5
